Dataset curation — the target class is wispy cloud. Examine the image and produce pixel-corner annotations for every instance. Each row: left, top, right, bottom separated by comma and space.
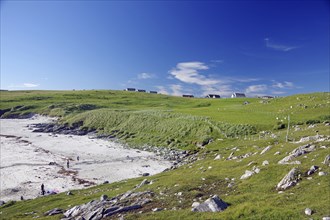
138, 72, 154, 79
8, 83, 40, 89
201, 84, 233, 97
245, 84, 268, 93
155, 86, 169, 95
155, 84, 184, 96
227, 77, 260, 83
170, 84, 183, 96
23, 83, 39, 88
169, 61, 221, 86
264, 38, 298, 52
272, 81, 294, 89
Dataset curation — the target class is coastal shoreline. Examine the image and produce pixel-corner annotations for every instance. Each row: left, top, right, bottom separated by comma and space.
0, 115, 172, 202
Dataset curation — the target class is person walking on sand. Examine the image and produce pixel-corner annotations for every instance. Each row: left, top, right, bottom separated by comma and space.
41, 183, 45, 195
67, 159, 70, 169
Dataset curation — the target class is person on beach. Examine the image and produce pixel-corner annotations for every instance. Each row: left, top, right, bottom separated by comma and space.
67, 159, 70, 169
41, 183, 45, 195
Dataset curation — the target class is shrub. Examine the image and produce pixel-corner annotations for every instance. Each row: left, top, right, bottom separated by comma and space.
306, 119, 321, 125
274, 122, 286, 130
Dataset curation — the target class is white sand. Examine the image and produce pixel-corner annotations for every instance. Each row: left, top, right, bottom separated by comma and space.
0, 115, 171, 202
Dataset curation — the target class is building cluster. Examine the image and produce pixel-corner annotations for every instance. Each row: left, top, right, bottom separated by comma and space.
125, 88, 157, 94
125, 88, 275, 99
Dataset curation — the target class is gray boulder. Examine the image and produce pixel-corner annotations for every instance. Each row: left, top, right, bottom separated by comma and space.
323, 155, 330, 166
63, 190, 153, 219
136, 179, 150, 188
278, 144, 315, 164
240, 170, 255, 180
319, 171, 327, 176
276, 168, 301, 191
192, 195, 228, 212
100, 194, 108, 201
104, 205, 142, 217
44, 208, 64, 216
214, 155, 221, 160
306, 165, 319, 176
260, 146, 272, 155
262, 160, 269, 166
304, 208, 313, 216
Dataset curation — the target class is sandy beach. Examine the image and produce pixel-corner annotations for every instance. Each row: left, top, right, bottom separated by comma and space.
0, 115, 172, 202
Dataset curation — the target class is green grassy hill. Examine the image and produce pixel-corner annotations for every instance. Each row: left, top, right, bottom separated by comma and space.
0, 90, 329, 219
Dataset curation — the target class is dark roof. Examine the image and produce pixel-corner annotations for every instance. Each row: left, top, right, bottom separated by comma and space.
126, 88, 136, 91
206, 94, 221, 98
182, 94, 194, 98
232, 93, 246, 97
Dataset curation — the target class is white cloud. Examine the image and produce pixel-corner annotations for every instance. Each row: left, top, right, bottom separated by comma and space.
138, 72, 154, 79
264, 38, 298, 52
155, 84, 184, 96
23, 83, 39, 88
155, 86, 169, 95
245, 84, 267, 93
169, 61, 221, 86
201, 84, 233, 97
170, 84, 183, 96
8, 83, 40, 89
272, 81, 294, 89
227, 77, 260, 83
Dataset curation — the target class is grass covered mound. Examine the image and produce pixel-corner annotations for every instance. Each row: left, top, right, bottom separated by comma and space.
63, 109, 256, 149
0, 90, 329, 219
1, 90, 329, 149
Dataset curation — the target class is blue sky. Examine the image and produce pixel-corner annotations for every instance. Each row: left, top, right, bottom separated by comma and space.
1, 0, 329, 97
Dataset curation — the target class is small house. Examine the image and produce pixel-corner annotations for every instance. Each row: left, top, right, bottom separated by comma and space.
137, 89, 146, 93
182, 94, 194, 98
149, 91, 158, 94
126, 88, 136, 92
206, 94, 221, 99
231, 93, 246, 98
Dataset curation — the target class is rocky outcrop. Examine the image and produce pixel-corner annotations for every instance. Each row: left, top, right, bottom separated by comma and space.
306, 165, 319, 176
296, 135, 328, 143
192, 195, 228, 212
240, 166, 260, 180
31, 122, 94, 136
44, 208, 64, 216
323, 155, 330, 166
240, 170, 255, 180
305, 208, 313, 216
278, 144, 316, 165
276, 168, 301, 191
260, 146, 272, 155
262, 160, 269, 166
62, 191, 154, 219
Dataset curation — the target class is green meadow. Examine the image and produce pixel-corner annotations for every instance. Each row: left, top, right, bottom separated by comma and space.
0, 90, 329, 219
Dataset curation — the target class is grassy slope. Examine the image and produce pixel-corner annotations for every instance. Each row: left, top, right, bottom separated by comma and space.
0, 90, 329, 219
1, 90, 329, 149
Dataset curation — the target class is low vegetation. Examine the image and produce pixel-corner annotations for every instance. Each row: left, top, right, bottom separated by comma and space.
0, 90, 329, 219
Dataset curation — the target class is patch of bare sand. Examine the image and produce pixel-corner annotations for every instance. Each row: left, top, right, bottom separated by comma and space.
0, 115, 171, 201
